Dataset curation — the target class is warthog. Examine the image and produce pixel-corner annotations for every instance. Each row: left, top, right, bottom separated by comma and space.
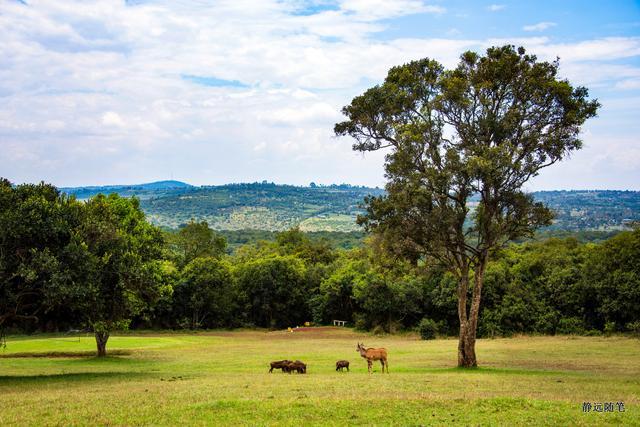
335, 360, 350, 372
285, 360, 307, 374
269, 360, 292, 373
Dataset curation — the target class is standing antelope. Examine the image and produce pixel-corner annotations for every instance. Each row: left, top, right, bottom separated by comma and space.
356, 342, 389, 374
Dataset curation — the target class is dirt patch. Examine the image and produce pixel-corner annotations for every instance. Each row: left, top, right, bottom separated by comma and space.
0, 350, 132, 358
291, 326, 341, 332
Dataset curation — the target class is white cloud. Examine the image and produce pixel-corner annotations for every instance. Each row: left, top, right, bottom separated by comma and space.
523, 22, 557, 32
0, 1, 638, 189
340, 0, 445, 20
487, 4, 505, 12
101, 111, 125, 127
532, 37, 640, 62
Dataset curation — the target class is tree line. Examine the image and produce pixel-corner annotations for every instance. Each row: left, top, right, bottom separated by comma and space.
2, 178, 638, 356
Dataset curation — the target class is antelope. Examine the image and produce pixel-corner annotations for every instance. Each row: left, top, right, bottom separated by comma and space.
356, 342, 388, 374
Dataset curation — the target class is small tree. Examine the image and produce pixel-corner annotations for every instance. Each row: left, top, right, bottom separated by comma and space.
335, 45, 599, 367
79, 194, 164, 356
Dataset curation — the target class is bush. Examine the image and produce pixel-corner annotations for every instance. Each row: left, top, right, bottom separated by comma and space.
436, 320, 451, 336
418, 318, 438, 340
557, 317, 585, 335
625, 321, 640, 337
353, 314, 368, 331
604, 321, 616, 336
372, 325, 386, 336
479, 309, 502, 338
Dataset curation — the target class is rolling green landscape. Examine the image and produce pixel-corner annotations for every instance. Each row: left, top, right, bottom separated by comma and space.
61, 181, 640, 233
1, 329, 638, 426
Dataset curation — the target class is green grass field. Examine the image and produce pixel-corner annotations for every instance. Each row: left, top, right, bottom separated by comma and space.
0, 328, 638, 426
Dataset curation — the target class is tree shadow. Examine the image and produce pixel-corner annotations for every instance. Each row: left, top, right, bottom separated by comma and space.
0, 350, 131, 358
0, 371, 149, 386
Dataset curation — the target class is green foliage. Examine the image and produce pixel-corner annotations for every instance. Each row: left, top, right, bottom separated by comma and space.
312, 258, 366, 325
165, 220, 226, 267
625, 321, 640, 337
235, 255, 308, 328
173, 257, 236, 329
556, 317, 585, 335
137, 260, 178, 329
418, 318, 438, 340
581, 229, 640, 330
0, 178, 85, 331
604, 321, 617, 336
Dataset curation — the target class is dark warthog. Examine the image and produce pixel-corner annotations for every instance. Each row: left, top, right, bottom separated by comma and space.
285, 360, 307, 374
269, 360, 292, 373
335, 360, 350, 372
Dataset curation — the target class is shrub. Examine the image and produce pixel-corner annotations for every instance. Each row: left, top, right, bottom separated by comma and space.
418, 318, 438, 340
353, 314, 368, 331
625, 321, 640, 337
604, 321, 616, 336
479, 309, 502, 338
534, 309, 559, 335
557, 317, 585, 335
372, 325, 386, 336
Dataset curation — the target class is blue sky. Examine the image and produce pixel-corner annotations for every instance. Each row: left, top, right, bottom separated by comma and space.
1, 0, 639, 189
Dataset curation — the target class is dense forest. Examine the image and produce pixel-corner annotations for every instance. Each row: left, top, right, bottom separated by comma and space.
61, 182, 640, 233
3, 179, 639, 354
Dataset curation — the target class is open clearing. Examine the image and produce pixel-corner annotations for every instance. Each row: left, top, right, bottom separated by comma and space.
0, 328, 638, 426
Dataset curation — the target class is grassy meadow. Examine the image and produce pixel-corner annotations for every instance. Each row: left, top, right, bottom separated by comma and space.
0, 328, 638, 426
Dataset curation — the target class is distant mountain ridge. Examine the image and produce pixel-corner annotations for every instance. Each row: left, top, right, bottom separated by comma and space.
62, 179, 191, 194
61, 181, 640, 232
61, 180, 193, 200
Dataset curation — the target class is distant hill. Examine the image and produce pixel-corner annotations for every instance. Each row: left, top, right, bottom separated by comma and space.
61, 180, 192, 200
61, 182, 640, 232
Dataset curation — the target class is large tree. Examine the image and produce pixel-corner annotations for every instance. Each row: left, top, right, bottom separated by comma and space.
79, 194, 164, 356
335, 45, 599, 367
0, 179, 85, 341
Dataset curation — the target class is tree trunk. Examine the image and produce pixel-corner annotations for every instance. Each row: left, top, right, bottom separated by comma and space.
458, 321, 477, 367
95, 331, 109, 357
457, 258, 487, 368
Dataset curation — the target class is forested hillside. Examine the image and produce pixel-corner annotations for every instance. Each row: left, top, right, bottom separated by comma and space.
62, 182, 640, 232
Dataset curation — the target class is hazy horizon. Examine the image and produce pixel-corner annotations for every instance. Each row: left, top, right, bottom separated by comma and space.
46, 178, 638, 193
